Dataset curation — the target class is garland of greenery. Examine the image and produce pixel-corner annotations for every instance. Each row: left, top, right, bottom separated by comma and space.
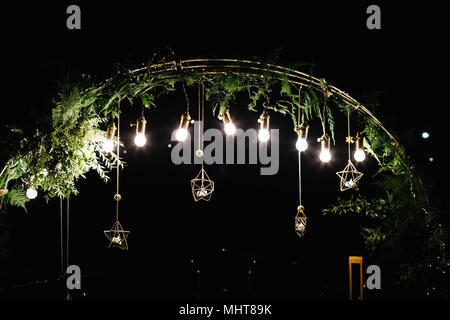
0, 56, 447, 297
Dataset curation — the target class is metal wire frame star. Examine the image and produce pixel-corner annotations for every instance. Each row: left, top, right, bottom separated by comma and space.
190, 168, 214, 201
104, 220, 130, 250
336, 160, 363, 191
295, 205, 307, 238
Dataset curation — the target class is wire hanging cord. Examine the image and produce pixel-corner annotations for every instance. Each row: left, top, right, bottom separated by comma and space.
297, 86, 303, 206
347, 107, 351, 161
115, 100, 121, 221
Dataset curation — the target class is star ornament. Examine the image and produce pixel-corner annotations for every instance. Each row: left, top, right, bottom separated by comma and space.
191, 168, 214, 201
104, 220, 130, 250
336, 160, 363, 191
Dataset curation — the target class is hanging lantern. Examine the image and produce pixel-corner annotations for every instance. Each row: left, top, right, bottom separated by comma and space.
296, 122, 309, 151
104, 219, 130, 250
257, 110, 270, 142
219, 108, 237, 136
336, 160, 363, 191
318, 133, 331, 162
354, 133, 366, 162
295, 205, 307, 237
175, 112, 192, 142
191, 168, 215, 201
103, 122, 117, 153
134, 116, 147, 147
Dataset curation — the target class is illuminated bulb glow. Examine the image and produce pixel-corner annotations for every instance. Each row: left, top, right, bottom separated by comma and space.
296, 138, 308, 152
258, 129, 270, 142
26, 187, 38, 199
134, 133, 147, 147
103, 139, 114, 153
175, 128, 188, 141
319, 149, 332, 163
354, 149, 366, 162
224, 122, 237, 135
422, 131, 430, 139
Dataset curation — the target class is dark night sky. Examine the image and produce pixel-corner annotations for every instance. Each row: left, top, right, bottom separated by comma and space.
0, 1, 447, 302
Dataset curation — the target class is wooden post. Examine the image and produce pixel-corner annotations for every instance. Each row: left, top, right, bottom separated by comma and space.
349, 256, 363, 300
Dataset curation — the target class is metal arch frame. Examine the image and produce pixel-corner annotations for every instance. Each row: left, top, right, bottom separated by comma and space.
130, 58, 398, 146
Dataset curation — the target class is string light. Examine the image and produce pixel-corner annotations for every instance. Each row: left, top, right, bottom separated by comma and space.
296, 122, 309, 152
103, 122, 117, 153
26, 187, 38, 199
175, 112, 192, 142
422, 131, 430, 139
318, 134, 331, 162
219, 108, 236, 136
133, 116, 147, 147
354, 133, 366, 162
257, 110, 270, 142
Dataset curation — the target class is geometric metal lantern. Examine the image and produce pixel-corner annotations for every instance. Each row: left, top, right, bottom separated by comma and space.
104, 219, 130, 250
294, 205, 307, 237
191, 168, 214, 202
336, 159, 363, 191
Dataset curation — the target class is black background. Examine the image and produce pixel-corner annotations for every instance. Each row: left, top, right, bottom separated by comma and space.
0, 0, 447, 307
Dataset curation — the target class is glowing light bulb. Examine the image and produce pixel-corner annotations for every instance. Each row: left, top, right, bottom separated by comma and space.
26, 187, 38, 199
134, 133, 147, 147
344, 179, 354, 188
422, 131, 430, 139
319, 149, 331, 163
354, 149, 366, 162
103, 139, 114, 153
296, 138, 308, 152
258, 129, 270, 142
224, 122, 237, 135
175, 128, 188, 142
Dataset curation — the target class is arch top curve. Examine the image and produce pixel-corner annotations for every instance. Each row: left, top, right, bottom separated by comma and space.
128, 58, 398, 146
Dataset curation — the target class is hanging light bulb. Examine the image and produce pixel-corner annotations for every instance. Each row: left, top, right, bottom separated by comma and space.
354, 133, 365, 162
219, 108, 236, 136
175, 112, 191, 142
134, 116, 147, 147
26, 186, 38, 199
257, 110, 270, 142
318, 134, 331, 162
103, 122, 117, 153
296, 122, 309, 152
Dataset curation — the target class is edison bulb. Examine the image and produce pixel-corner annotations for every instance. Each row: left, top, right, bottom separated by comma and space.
224, 122, 237, 136
354, 149, 366, 162
26, 187, 38, 199
175, 128, 188, 142
296, 138, 308, 152
258, 129, 270, 142
134, 133, 146, 147
103, 139, 114, 153
319, 149, 331, 162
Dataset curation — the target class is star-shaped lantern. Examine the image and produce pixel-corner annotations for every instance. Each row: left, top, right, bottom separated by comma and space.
336, 160, 363, 191
191, 168, 214, 201
104, 220, 130, 250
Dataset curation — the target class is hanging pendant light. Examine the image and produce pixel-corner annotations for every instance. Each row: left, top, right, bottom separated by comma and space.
318, 133, 331, 162
257, 110, 270, 142
295, 205, 307, 237
219, 108, 237, 136
354, 133, 366, 162
175, 112, 192, 142
103, 122, 117, 153
134, 116, 147, 147
336, 108, 363, 191
296, 122, 309, 152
